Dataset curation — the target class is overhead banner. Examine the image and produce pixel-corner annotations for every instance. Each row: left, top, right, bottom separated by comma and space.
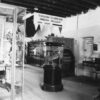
34, 12, 64, 26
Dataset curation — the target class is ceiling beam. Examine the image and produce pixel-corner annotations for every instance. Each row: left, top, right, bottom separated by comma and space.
22, 0, 81, 14
36, 7, 71, 17
81, 0, 98, 6
22, 0, 82, 13
2, 0, 80, 15
2, 0, 97, 17
61, 0, 95, 9
54, 0, 89, 13
2, 0, 71, 17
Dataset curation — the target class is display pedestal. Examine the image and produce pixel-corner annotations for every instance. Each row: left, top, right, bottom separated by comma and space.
41, 64, 63, 92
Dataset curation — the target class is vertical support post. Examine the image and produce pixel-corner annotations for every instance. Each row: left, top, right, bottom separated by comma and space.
21, 9, 26, 100
76, 14, 79, 64
0, 17, 5, 61
11, 8, 17, 100
74, 14, 79, 75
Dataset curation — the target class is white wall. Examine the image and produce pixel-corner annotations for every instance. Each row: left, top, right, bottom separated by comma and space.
78, 7, 100, 62
62, 16, 77, 38
61, 16, 79, 64
78, 7, 100, 43
61, 7, 100, 64
78, 7, 100, 29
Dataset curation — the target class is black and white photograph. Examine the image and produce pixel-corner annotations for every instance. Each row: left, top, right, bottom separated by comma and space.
0, 0, 100, 100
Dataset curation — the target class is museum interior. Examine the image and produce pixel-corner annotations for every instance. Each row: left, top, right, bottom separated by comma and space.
0, 0, 100, 100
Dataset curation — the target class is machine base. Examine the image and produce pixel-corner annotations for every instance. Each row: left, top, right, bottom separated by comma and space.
41, 83, 63, 92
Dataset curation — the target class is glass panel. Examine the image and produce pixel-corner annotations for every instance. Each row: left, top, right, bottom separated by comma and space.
15, 7, 26, 100
0, 3, 26, 100
0, 4, 14, 100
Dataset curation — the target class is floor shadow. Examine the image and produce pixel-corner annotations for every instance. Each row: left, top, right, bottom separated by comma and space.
63, 76, 100, 87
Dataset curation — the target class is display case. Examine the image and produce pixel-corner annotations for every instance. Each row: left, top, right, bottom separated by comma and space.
44, 42, 63, 67
0, 3, 26, 100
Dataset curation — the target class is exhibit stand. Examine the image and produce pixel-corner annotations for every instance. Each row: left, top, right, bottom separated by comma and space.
0, 3, 26, 100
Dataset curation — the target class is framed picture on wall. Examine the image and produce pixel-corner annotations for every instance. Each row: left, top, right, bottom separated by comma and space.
93, 44, 98, 51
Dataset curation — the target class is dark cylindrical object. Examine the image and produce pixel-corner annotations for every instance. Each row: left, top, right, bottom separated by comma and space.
41, 64, 63, 92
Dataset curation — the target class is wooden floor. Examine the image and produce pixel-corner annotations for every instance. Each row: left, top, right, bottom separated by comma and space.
0, 64, 99, 100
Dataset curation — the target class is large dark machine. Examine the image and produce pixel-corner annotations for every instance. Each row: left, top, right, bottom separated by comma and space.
41, 41, 63, 92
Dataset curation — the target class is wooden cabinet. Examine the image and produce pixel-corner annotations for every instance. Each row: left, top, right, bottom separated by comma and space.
62, 49, 75, 77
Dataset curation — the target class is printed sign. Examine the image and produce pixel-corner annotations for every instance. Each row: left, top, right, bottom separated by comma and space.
34, 12, 64, 26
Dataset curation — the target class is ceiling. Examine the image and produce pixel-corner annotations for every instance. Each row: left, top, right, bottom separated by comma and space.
1, 0, 100, 17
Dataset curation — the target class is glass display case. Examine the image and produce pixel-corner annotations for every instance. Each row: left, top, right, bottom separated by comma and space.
45, 42, 63, 67
0, 3, 26, 100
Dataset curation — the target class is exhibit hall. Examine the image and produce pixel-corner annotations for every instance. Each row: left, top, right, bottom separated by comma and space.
0, 0, 100, 100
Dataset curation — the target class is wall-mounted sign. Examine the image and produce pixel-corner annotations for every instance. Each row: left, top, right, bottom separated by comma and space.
34, 12, 64, 26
